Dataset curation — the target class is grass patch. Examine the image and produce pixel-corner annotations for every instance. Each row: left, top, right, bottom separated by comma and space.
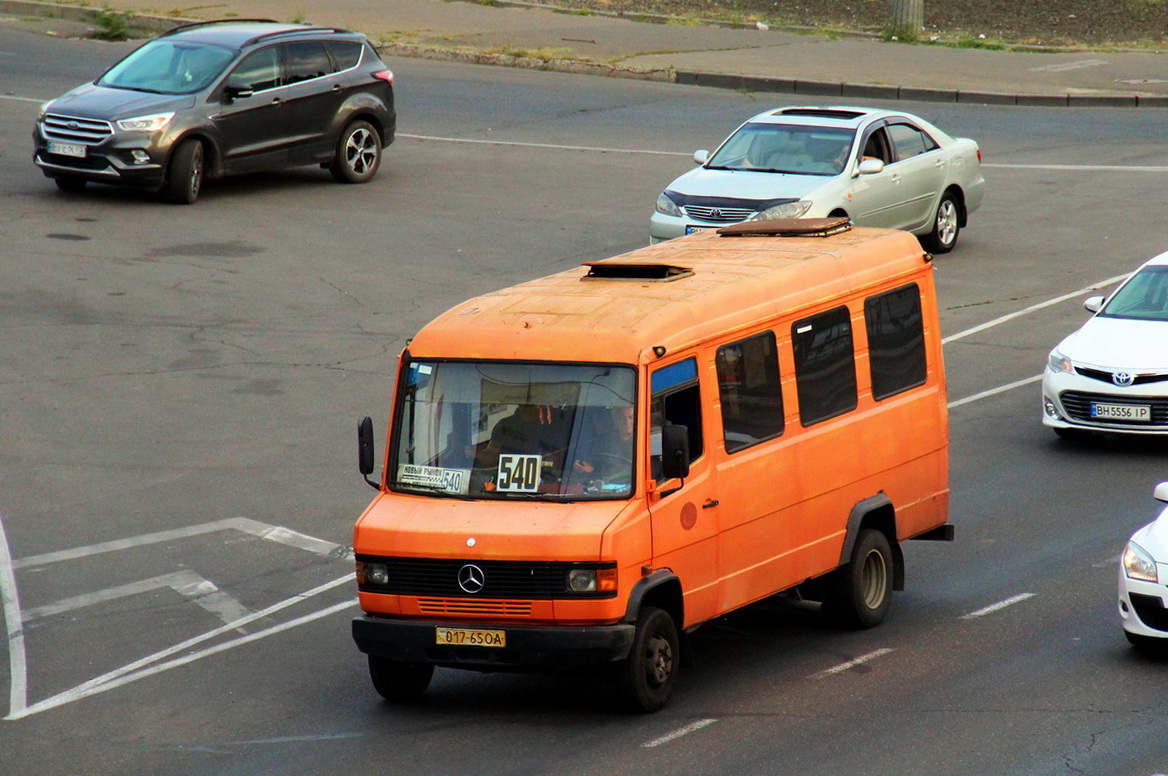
91, 9, 131, 40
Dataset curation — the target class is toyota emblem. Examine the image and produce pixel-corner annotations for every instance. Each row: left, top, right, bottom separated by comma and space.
457, 563, 485, 594
710, 208, 722, 219
1112, 371, 1134, 387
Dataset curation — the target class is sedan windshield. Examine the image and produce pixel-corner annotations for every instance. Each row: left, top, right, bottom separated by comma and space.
98, 40, 236, 94
707, 123, 856, 175
391, 361, 637, 501
1100, 266, 1168, 321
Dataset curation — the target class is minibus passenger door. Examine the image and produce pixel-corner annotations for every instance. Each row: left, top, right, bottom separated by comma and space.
646, 358, 721, 625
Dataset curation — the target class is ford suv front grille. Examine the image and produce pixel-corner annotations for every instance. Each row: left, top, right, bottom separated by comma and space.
41, 113, 114, 144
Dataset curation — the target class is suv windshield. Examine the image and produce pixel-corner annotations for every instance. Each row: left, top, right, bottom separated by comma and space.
1100, 265, 1168, 321
707, 123, 856, 175
391, 361, 637, 501
98, 40, 236, 94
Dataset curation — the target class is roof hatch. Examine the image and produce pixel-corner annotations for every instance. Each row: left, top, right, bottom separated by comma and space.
717, 217, 851, 238
581, 262, 694, 282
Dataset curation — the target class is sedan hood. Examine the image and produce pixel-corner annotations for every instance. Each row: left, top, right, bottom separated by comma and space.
1058, 317, 1168, 370
667, 165, 830, 201
48, 83, 195, 120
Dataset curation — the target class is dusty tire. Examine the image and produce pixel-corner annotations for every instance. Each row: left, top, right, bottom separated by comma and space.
330, 120, 381, 184
166, 139, 204, 204
920, 191, 960, 254
368, 655, 434, 701
614, 606, 679, 713
822, 528, 893, 629
54, 176, 87, 193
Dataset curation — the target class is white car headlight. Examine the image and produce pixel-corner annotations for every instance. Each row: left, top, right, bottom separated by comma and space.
116, 112, 176, 132
655, 192, 682, 217
1123, 540, 1158, 583
749, 200, 812, 221
1047, 348, 1075, 375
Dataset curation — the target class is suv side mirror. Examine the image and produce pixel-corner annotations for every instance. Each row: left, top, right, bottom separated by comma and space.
660, 424, 690, 480
358, 416, 379, 490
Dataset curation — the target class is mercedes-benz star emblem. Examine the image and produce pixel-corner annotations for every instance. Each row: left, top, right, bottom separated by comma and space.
457, 563, 485, 594
1112, 371, 1134, 387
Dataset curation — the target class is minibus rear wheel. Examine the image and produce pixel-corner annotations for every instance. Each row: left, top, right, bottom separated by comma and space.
614, 606, 679, 713
823, 528, 893, 629
368, 655, 434, 701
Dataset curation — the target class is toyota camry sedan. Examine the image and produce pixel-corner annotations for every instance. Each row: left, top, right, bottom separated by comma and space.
1042, 251, 1168, 438
1119, 481, 1168, 651
649, 106, 985, 253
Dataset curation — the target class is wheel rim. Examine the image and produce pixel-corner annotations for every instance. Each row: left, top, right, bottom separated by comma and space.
936, 199, 958, 247
642, 632, 674, 689
189, 144, 204, 199
346, 128, 378, 175
860, 548, 888, 610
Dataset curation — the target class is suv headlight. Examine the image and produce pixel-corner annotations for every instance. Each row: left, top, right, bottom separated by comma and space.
655, 192, 682, 218
1123, 540, 1158, 583
1047, 348, 1075, 375
749, 200, 812, 221
116, 112, 175, 132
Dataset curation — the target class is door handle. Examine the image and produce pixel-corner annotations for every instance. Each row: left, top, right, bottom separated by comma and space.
702, 499, 719, 509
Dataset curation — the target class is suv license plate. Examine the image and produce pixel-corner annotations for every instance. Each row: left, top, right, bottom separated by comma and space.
435, 627, 506, 647
1091, 402, 1151, 421
48, 141, 87, 158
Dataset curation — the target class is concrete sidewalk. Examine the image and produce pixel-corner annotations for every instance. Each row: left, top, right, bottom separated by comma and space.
6, 0, 1168, 106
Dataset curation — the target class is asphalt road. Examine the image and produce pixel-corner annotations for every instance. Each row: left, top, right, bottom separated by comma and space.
2, 24, 1168, 776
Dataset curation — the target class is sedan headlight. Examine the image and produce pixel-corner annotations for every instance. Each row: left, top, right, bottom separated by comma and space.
749, 200, 812, 221
1123, 540, 1158, 583
655, 192, 682, 217
1047, 348, 1075, 375
116, 112, 175, 132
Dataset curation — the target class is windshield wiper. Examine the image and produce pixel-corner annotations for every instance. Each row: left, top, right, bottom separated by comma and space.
386, 481, 472, 499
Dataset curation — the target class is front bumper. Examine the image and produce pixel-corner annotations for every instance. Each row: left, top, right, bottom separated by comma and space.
352, 615, 636, 672
1042, 370, 1168, 435
1118, 563, 1168, 639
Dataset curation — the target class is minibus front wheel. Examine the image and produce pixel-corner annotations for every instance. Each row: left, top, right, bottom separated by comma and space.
368, 655, 434, 701
614, 606, 679, 713
823, 528, 893, 629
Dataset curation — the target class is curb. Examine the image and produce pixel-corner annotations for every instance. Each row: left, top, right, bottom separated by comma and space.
3, 0, 1164, 108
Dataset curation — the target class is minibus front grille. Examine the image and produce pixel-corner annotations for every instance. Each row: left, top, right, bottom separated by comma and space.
357, 556, 616, 599
417, 598, 533, 616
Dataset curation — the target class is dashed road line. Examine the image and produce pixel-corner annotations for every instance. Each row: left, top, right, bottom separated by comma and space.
643, 718, 718, 748
812, 647, 895, 678
961, 593, 1037, 620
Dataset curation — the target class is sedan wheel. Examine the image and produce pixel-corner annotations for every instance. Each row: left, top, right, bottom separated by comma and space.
921, 192, 960, 254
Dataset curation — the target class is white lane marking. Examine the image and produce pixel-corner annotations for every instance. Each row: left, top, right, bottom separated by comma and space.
0, 94, 43, 104
642, 718, 718, 748
961, 593, 1036, 620
942, 273, 1129, 345
812, 647, 894, 678
948, 374, 1042, 409
13, 516, 350, 569
8, 575, 354, 720
986, 163, 1168, 172
1030, 59, 1108, 73
399, 132, 687, 156
21, 570, 251, 627
0, 512, 29, 720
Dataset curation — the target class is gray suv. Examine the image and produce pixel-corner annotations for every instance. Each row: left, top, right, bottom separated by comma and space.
33, 20, 396, 203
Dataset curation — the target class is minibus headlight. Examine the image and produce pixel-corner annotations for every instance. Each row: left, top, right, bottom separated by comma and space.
750, 200, 812, 221
357, 561, 389, 586
566, 567, 617, 594
655, 192, 682, 217
1123, 541, 1158, 583
1047, 348, 1075, 375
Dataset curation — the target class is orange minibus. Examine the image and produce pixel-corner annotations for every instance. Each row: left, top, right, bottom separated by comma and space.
352, 218, 951, 712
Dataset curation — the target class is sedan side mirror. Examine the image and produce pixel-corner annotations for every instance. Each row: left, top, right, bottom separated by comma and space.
693, 150, 709, 165
1083, 296, 1104, 314
857, 158, 885, 175
1154, 481, 1168, 503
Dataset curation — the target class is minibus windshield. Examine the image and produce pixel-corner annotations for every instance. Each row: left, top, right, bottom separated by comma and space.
390, 361, 637, 500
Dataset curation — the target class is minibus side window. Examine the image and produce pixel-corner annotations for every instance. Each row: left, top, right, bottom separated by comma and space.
715, 332, 783, 453
649, 357, 703, 480
865, 283, 927, 400
792, 306, 858, 426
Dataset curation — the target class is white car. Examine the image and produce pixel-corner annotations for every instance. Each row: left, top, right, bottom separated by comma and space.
649, 105, 985, 253
1042, 251, 1168, 438
1119, 481, 1168, 650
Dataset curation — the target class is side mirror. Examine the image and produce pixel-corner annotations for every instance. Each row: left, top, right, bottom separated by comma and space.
224, 85, 254, 102
693, 149, 709, 165
660, 424, 690, 480
857, 158, 884, 175
1083, 296, 1104, 314
358, 416, 379, 490
1154, 481, 1168, 503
